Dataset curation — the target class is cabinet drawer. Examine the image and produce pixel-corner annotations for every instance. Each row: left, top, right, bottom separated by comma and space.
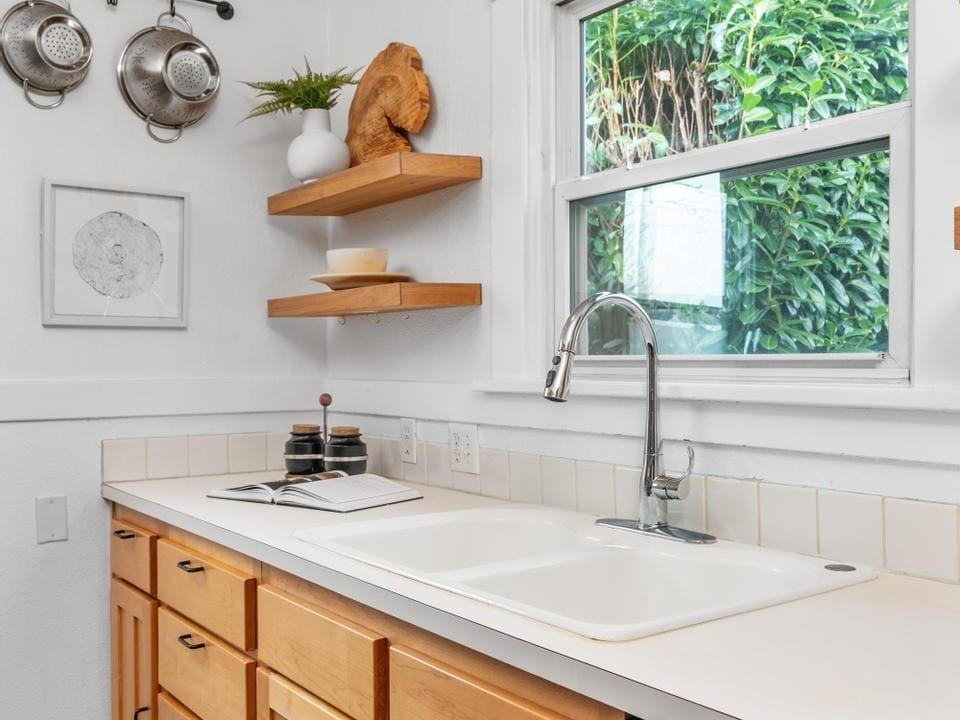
111, 518, 157, 595
157, 538, 256, 650
158, 691, 201, 720
257, 586, 387, 720
257, 669, 353, 720
158, 607, 256, 720
390, 645, 569, 720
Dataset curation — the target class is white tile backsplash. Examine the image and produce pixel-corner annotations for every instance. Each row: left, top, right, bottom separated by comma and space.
424, 442, 453, 488
884, 499, 960, 582
188, 435, 228, 477
614, 466, 641, 519
508, 453, 542, 504
759, 483, 818, 555
103, 439, 146, 482
104, 430, 960, 585
575, 461, 615, 517
266, 432, 287, 472
540, 456, 577, 511
380, 439, 403, 480
818, 490, 884, 567
707, 477, 759, 544
452, 470, 481, 495
146, 437, 189, 480
480, 449, 510, 499
667, 474, 706, 534
228, 433, 267, 473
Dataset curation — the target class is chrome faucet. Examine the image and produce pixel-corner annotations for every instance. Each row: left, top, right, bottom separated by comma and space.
544, 292, 716, 544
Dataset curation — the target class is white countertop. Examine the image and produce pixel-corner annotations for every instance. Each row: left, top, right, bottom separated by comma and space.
103, 473, 960, 720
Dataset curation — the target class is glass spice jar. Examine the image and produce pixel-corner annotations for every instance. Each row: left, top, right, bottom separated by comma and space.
324, 426, 367, 476
284, 424, 325, 476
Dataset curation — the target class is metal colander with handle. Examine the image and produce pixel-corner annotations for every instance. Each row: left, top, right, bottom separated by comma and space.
117, 12, 221, 143
0, 0, 93, 109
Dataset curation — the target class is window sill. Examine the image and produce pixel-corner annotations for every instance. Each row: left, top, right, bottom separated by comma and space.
470, 376, 960, 414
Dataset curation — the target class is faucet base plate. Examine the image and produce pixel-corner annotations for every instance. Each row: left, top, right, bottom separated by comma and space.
596, 517, 717, 544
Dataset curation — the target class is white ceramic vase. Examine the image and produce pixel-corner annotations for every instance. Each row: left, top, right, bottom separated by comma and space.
287, 108, 350, 183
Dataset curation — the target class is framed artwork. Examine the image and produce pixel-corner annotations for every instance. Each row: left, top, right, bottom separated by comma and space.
41, 179, 190, 327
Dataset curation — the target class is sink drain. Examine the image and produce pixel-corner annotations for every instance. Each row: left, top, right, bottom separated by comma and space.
824, 563, 857, 572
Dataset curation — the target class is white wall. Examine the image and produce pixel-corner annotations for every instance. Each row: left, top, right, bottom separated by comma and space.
320, 0, 960, 504
0, 1, 331, 716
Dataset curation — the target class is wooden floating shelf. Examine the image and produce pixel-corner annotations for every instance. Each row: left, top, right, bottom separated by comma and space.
267, 282, 482, 318
268, 152, 483, 216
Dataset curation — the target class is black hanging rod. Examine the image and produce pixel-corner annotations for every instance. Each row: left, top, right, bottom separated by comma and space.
107, 0, 235, 21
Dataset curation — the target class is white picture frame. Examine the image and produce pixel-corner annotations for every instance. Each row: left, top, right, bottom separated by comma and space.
41, 179, 190, 328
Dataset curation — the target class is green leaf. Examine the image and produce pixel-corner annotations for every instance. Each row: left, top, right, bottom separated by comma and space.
742, 107, 774, 124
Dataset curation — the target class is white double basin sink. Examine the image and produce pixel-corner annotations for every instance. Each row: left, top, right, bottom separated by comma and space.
295, 506, 875, 641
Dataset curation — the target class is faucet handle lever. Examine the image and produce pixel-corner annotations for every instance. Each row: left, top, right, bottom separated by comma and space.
653, 443, 695, 501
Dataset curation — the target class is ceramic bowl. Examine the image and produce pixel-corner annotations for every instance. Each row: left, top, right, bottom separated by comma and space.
326, 248, 389, 274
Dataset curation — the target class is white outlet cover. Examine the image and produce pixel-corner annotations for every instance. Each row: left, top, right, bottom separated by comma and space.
36, 495, 68, 544
449, 422, 480, 474
400, 418, 418, 464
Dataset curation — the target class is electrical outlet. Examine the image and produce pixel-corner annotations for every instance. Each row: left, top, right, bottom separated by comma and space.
35, 495, 68, 544
400, 418, 417, 464
449, 423, 479, 474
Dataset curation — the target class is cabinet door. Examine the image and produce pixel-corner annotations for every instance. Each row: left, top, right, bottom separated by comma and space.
390, 645, 571, 720
257, 669, 354, 720
111, 578, 159, 720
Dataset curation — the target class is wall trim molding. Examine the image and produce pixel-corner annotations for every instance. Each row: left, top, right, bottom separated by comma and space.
0, 375, 326, 423
322, 377, 960, 469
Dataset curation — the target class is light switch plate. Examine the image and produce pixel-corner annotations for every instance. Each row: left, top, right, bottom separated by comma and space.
449, 423, 479, 474
35, 495, 68, 544
400, 418, 417, 464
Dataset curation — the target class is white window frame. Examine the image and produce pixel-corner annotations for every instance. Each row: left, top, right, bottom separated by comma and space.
551, 0, 914, 385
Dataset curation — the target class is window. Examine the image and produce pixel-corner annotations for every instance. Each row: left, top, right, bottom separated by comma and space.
555, 0, 911, 367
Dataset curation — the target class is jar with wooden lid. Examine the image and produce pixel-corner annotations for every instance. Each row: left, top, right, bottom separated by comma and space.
324, 426, 367, 476
284, 424, 325, 476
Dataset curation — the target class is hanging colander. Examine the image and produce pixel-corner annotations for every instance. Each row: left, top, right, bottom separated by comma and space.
117, 12, 220, 143
0, 0, 93, 109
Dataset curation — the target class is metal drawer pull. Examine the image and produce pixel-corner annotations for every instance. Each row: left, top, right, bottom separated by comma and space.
176, 559, 204, 573
133, 706, 150, 719
113, 530, 136, 540
177, 633, 206, 650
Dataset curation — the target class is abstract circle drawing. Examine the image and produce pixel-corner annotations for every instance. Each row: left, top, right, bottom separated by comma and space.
72, 211, 163, 299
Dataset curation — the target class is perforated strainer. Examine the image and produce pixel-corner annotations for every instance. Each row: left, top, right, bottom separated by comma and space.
117, 12, 221, 143
0, 0, 93, 109
166, 48, 213, 98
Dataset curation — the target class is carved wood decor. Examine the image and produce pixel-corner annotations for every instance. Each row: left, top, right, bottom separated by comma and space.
346, 43, 431, 166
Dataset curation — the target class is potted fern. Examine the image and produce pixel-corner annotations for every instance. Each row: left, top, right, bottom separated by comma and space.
244, 62, 360, 183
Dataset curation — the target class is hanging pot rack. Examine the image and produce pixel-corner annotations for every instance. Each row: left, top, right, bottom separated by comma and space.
107, 0, 235, 21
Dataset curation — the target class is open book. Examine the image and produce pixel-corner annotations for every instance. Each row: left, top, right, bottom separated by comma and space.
206, 473, 423, 513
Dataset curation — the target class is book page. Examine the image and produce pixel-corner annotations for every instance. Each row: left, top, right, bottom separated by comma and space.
281, 475, 411, 504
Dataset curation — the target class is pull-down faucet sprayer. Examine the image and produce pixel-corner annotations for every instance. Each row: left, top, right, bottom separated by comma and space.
545, 292, 716, 544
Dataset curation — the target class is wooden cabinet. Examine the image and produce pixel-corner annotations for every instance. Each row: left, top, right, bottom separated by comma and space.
257, 585, 387, 720
257, 669, 354, 720
111, 578, 158, 720
158, 692, 201, 720
157, 538, 257, 651
158, 607, 257, 720
111, 518, 158, 595
110, 505, 624, 720
390, 645, 570, 720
